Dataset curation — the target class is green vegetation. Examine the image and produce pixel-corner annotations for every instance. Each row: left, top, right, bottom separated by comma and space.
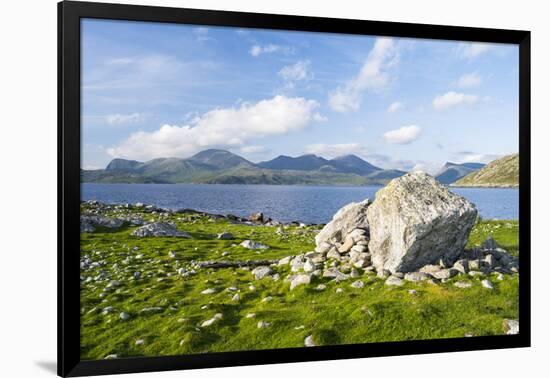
80, 206, 519, 360
453, 154, 519, 187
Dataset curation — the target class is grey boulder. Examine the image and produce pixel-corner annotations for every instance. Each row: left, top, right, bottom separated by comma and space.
367, 172, 477, 273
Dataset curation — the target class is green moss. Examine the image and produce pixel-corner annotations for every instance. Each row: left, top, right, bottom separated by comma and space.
80, 207, 519, 360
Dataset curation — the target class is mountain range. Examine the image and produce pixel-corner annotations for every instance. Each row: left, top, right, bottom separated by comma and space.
434, 162, 486, 184
81, 149, 489, 186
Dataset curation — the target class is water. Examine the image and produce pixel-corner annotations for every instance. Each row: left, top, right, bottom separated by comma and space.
81, 183, 519, 224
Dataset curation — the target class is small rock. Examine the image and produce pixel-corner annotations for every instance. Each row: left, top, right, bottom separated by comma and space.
201, 288, 216, 295
404, 272, 430, 282
257, 321, 271, 329
408, 289, 417, 295
351, 280, 365, 289
290, 274, 311, 290
246, 313, 256, 318
481, 279, 494, 289
454, 281, 472, 289
503, 319, 519, 335
231, 293, 240, 301
316, 284, 326, 291
135, 339, 144, 346
217, 232, 234, 240
252, 266, 273, 280
385, 276, 404, 286
335, 288, 344, 294
201, 313, 223, 327
119, 312, 130, 320
304, 335, 316, 347
262, 296, 273, 302
240, 240, 269, 250
168, 251, 177, 258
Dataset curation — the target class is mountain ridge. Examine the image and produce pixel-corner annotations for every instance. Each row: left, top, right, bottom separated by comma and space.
82, 149, 404, 185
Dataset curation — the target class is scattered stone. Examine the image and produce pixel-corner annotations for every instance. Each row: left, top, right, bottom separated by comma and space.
217, 232, 234, 240
481, 236, 498, 250
304, 335, 316, 347
315, 199, 371, 246
201, 288, 216, 295
201, 313, 223, 327
119, 312, 130, 320
503, 319, 519, 335
316, 284, 326, 291
351, 280, 365, 289
454, 281, 472, 289
231, 293, 240, 301
249, 212, 264, 223
431, 268, 458, 280
335, 288, 344, 294
326, 249, 341, 260
322, 267, 349, 281
252, 266, 273, 280
257, 321, 271, 329
408, 289, 417, 295
290, 274, 311, 290
168, 251, 177, 258
367, 172, 477, 273
249, 285, 256, 291
278, 256, 293, 265
404, 272, 431, 282
262, 296, 273, 303
246, 313, 256, 318
453, 259, 469, 274
481, 279, 494, 289
385, 276, 404, 286
135, 339, 144, 346
140, 307, 164, 314
240, 240, 269, 250
132, 222, 190, 238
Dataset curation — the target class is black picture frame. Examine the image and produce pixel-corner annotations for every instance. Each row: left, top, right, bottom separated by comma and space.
58, 1, 531, 376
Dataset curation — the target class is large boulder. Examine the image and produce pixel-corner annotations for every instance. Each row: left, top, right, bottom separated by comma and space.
315, 199, 371, 247
367, 172, 477, 273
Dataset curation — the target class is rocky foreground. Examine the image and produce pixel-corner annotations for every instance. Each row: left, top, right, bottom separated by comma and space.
80, 172, 520, 360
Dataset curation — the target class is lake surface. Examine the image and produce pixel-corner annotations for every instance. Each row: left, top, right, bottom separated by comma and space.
81, 183, 519, 224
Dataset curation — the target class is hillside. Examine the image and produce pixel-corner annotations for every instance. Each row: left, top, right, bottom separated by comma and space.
81, 150, 405, 185
452, 154, 519, 187
435, 162, 485, 184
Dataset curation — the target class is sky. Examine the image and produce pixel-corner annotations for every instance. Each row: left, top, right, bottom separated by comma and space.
81, 19, 519, 174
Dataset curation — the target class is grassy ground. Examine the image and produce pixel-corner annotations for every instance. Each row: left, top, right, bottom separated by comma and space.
80, 207, 519, 360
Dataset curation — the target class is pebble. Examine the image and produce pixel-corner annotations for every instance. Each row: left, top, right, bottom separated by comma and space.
119, 312, 130, 320
481, 279, 494, 289
257, 321, 271, 329
304, 335, 316, 347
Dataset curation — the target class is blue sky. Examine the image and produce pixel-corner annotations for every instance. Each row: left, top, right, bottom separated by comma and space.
81, 19, 519, 173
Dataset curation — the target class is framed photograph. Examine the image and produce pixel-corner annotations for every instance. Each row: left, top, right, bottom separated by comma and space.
58, 1, 530, 376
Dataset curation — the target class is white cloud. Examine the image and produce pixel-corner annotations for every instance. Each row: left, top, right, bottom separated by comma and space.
383, 125, 421, 145
454, 72, 482, 88
278, 60, 312, 82
239, 145, 269, 154
455, 151, 507, 164
329, 38, 399, 113
193, 27, 213, 42
387, 101, 403, 113
107, 95, 324, 161
249, 44, 292, 57
457, 42, 493, 59
432, 91, 479, 110
105, 113, 145, 126
304, 143, 367, 158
